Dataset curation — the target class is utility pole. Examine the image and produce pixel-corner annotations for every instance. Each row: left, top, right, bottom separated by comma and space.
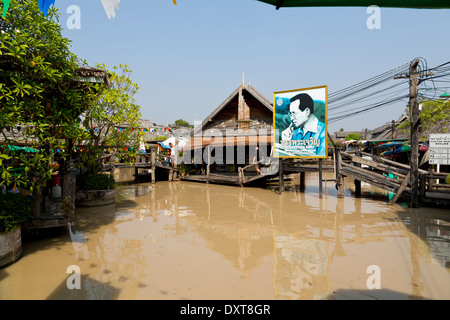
395, 59, 420, 207
409, 59, 420, 208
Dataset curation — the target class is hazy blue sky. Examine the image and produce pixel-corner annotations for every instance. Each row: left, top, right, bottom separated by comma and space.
55, 1, 450, 133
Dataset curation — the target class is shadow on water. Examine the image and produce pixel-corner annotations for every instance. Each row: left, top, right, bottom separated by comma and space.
20, 183, 153, 260
46, 274, 121, 300
21, 227, 73, 256
0, 269, 9, 282
325, 289, 429, 300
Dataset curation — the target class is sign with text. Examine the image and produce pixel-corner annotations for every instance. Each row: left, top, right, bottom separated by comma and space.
273, 85, 328, 158
429, 133, 450, 165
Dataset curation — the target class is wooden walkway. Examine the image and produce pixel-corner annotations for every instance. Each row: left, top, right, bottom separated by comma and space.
181, 157, 280, 186
111, 151, 178, 183
337, 150, 450, 206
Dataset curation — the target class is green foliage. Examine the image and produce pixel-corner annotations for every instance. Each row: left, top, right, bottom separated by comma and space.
179, 163, 189, 174
79, 64, 142, 174
418, 100, 450, 133
399, 100, 450, 140
0, 0, 103, 190
77, 174, 115, 191
0, 193, 32, 233
174, 119, 193, 128
345, 133, 362, 141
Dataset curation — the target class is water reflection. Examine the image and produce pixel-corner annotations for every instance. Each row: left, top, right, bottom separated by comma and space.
0, 170, 449, 300
274, 235, 329, 300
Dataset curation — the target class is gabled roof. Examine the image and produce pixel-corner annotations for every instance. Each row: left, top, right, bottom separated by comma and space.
370, 115, 409, 140
198, 84, 273, 132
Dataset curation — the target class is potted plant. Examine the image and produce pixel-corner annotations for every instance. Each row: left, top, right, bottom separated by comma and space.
179, 163, 190, 176
75, 173, 116, 207
0, 193, 32, 267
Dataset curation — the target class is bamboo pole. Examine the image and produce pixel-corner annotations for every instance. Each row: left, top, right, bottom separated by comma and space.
336, 148, 344, 198
151, 149, 156, 184
279, 159, 284, 194
319, 158, 323, 199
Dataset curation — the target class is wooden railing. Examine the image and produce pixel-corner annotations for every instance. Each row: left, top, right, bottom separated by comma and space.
239, 157, 278, 185
339, 149, 449, 205
419, 171, 450, 204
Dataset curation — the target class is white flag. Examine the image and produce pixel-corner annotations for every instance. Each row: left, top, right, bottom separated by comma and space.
100, 0, 120, 19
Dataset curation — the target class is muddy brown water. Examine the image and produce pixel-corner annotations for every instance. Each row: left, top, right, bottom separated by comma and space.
0, 169, 449, 300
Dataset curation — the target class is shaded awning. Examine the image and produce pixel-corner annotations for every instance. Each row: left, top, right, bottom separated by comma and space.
7, 145, 39, 153
373, 141, 405, 149
257, 0, 450, 9
182, 135, 273, 151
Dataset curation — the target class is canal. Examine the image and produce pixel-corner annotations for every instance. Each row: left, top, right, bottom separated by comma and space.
0, 169, 449, 300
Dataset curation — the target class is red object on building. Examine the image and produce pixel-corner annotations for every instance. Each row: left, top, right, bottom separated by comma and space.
52, 174, 61, 186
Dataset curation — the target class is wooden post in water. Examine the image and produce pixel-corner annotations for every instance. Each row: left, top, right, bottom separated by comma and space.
354, 149, 362, 197
134, 167, 139, 183
300, 172, 306, 190
238, 167, 243, 187
336, 148, 344, 198
151, 149, 156, 184
419, 174, 426, 201
206, 146, 211, 184
319, 158, 323, 199
279, 158, 284, 194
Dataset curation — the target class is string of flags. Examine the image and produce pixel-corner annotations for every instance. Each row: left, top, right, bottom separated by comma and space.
116, 127, 172, 133
0, 0, 178, 19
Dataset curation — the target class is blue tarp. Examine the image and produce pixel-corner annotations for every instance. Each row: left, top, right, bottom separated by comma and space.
158, 142, 171, 149
373, 142, 405, 149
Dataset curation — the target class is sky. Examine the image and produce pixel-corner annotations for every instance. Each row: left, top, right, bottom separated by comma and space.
54, 0, 450, 133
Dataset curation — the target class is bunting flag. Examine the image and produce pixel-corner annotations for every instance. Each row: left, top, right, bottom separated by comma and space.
0, 0, 10, 18
0, 1, 177, 19
38, 0, 55, 17
100, 0, 120, 19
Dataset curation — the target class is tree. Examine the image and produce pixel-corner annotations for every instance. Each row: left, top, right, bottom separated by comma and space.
345, 133, 362, 141
0, 0, 105, 191
399, 99, 450, 140
79, 64, 143, 175
174, 119, 193, 128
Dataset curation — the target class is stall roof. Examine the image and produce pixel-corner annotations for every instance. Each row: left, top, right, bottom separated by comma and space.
182, 135, 272, 151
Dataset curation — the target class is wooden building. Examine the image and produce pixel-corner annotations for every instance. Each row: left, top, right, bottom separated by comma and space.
181, 83, 274, 176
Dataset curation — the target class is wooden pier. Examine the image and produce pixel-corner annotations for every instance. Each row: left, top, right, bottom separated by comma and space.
111, 150, 178, 183
181, 157, 280, 187
335, 150, 450, 206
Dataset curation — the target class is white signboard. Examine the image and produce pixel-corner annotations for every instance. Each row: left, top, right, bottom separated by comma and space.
429, 134, 450, 165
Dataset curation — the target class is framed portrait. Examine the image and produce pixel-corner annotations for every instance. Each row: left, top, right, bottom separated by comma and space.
273, 85, 328, 158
